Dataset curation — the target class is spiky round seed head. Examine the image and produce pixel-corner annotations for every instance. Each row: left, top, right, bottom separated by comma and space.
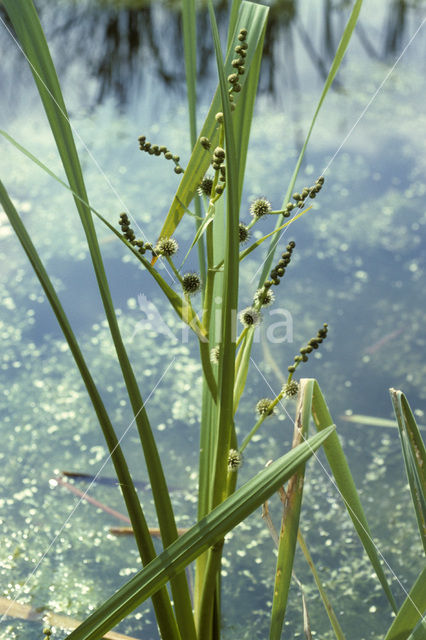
254, 287, 275, 307
239, 223, 250, 244
210, 345, 221, 364
156, 237, 178, 257
239, 306, 261, 327
198, 176, 214, 197
256, 398, 274, 416
182, 272, 201, 295
200, 137, 211, 150
283, 380, 299, 398
250, 197, 271, 219
228, 448, 243, 471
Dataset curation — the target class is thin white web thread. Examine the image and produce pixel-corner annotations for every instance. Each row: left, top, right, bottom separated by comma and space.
0, 358, 175, 623
250, 356, 422, 616
0, 15, 176, 284
251, 16, 426, 285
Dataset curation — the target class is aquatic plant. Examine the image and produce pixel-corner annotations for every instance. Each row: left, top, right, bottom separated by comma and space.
0, 0, 425, 638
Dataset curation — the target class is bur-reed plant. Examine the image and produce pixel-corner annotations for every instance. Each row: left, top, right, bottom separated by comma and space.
1, 0, 425, 638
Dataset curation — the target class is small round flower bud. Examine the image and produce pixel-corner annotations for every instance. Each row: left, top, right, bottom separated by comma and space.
250, 197, 271, 219
210, 345, 221, 364
200, 137, 211, 150
240, 42, 248, 50
228, 448, 243, 471
155, 237, 179, 257
301, 188, 309, 198
298, 200, 305, 208
283, 380, 299, 397
254, 287, 275, 306
174, 166, 184, 174
233, 83, 241, 92
317, 176, 325, 185
215, 184, 225, 195
182, 272, 201, 295
138, 135, 146, 143
228, 73, 239, 84
212, 162, 221, 171
159, 145, 168, 153
239, 307, 261, 327
214, 147, 225, 159
288, 365, 296, 373
288, 241, 296, 248
165, 151, 173, 160
238, 223, 250, 244
215, 112, 224, 123
292, 192, 301, 201
198, 176, 214, 197
172, 155, 180, 162
256, 398, 274, 416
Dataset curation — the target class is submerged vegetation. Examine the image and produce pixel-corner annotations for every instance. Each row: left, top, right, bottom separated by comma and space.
0, 0, 425, 639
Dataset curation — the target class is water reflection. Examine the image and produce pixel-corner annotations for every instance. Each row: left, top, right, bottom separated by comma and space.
1, 0, 423, 110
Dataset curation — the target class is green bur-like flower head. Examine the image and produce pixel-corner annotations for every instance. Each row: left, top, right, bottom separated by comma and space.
182, 273, 201, 295
155, 237, 178, 257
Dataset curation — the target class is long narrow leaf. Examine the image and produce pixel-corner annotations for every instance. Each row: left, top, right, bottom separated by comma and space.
269, 380, 313, 639
64, 427, 335, 640
384, 567, 426, 640
297, 531, 346, 639
390, 389, 426, 555
3, 1, 193, 634
0, 180, 180, 639
311, 380, 398, 612
155, 1, 269, 244
258, 0, 363, 285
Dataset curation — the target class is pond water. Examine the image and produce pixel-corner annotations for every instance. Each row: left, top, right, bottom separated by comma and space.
1, 0, 426, 638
